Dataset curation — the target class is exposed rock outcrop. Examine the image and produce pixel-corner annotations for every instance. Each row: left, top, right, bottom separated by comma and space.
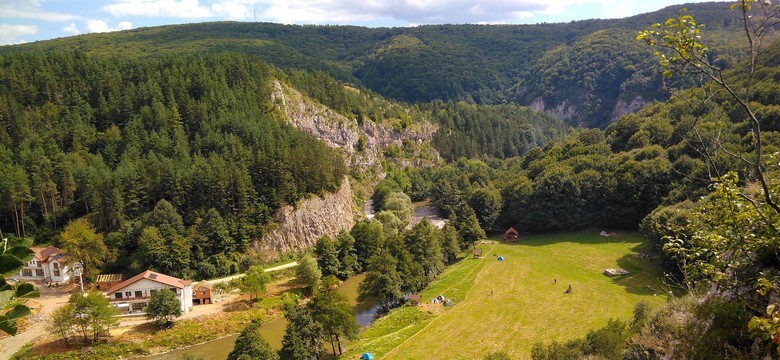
531, 97, 582, 126
254, 175, 355, 255
271, 80, 439, 171
611, 95, 651, 122
255, 81, 440, 255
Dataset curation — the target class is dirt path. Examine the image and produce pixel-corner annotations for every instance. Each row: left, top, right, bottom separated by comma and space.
0, 288, 71, 360
205, 261, 298, 285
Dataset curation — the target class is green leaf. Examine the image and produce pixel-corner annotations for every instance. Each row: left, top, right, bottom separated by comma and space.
6, 246, 33, 263
0, 254, 24, 274
0, 316, 18, 336
5, 304, 31, 319
16, 283, 38, 298
0, 289, 13, 309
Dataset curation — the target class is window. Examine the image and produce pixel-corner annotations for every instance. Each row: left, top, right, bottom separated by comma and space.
35, 269, 44, 277
115, 292, 123, 299
149, 290, 156, 296
53, 269, 60, 277
125, 291, 132, 298
132, 303, 145, 311
135, 291, 143, 298
22, 269, 32, 276
36, 261, 41, 267
53, 262, 59, 269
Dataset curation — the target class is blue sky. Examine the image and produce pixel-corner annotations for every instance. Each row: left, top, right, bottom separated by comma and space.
1, 0, 730, 45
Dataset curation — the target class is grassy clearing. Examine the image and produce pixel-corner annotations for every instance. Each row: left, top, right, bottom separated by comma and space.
343, 231, 669, 359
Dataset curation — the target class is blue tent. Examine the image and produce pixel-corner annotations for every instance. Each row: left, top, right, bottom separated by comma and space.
497, 256, 504, 261
361, 353, 374, 359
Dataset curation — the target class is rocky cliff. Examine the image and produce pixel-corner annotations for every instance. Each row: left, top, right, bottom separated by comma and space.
271, 81, 439, 172
254, 175, 355, 255
254, 81, 440, 255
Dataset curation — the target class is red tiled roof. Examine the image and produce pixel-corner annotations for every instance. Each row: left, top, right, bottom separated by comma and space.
104, 270, 192, 295
30, 246, 61, 261
505, 227, 518, 235
409, 294, 421, 300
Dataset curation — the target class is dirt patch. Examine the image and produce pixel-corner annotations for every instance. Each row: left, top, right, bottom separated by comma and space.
417, 303, 446, 316
28, 337, 83, 357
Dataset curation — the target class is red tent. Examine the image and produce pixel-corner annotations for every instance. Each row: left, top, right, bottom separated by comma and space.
505, 227, 519, 242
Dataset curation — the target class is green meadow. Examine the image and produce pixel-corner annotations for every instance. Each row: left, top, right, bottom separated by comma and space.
344, 232, 669, 359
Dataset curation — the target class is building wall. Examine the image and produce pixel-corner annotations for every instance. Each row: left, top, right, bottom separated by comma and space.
17, 258, 70, 282
109, 278, 192, 313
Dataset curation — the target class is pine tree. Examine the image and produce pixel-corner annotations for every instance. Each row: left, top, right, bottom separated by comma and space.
228, 320, 278, 360
358, 251, 403, 309
295, 253, 321, 295
314, 235, 340, 278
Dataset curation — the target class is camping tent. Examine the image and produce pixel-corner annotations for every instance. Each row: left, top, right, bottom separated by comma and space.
361, 353, 374, 359
497, 256, 504, 261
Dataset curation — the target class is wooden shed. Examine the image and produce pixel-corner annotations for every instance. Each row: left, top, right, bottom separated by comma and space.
409, 294, 421, 306
96, 274, 123, 291
193, 281, 213, 305
473, 249, 483, 259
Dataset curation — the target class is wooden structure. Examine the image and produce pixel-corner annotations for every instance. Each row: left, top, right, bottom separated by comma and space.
505, 227, 519, 242
408, 294, 421, 306
193, 281, 213, 305
96, 274, 123, 290
473, 249, 483, 259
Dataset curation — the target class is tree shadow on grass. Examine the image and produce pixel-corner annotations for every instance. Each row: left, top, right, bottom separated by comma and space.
488, 229, 674, 297
611, 251, 670, 296
491, 229, 648, 247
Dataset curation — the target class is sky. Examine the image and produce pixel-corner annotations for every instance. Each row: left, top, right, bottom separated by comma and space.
0, 0, 731, 46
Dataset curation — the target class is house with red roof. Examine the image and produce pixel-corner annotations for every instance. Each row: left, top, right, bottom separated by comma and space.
104, 270, 193, 314
505, 227, 519, 242
15, 246, 73, 283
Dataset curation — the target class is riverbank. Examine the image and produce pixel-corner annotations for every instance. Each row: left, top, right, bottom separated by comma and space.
10, 280, 295, 360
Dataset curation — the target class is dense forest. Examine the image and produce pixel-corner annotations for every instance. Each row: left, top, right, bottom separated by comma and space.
0, 52, 346, 279
0, 2, 756, 128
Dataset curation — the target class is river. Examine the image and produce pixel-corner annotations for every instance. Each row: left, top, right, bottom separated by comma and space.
144, 273, 378, 360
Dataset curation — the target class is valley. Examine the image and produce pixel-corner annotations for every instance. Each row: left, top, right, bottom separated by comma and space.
2, 1, 780, 359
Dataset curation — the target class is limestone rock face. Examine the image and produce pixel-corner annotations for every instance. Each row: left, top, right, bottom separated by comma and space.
611, 96, 650, 122
255, 176, 355, 255
271, 80, 439, 171
256, 81, 439, 255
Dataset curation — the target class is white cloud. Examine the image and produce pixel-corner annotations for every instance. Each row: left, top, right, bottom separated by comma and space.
252, 0, 593, 24
226, 0, 733, 25
86, 20, 133, 33
63, 22, 81, 35
0, 23, 37, 45
0, 0, 83, 22
211, 1, 250, 20
102, 0, 213, 18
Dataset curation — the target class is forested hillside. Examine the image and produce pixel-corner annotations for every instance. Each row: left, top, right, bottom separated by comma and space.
0, 52, 347, 278
0, 2, 753, 128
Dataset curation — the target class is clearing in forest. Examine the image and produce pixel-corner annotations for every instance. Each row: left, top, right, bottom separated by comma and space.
344, 232, 669, 359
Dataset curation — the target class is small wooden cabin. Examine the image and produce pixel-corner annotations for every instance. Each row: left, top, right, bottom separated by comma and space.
96, 274, 123, 291
473, 249, 483, 259
193, 281, 213, 305
409, 294, 421, 306
505, 227, 519, 242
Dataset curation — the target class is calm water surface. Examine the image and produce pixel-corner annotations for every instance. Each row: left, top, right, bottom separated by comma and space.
144, 273, 379, 360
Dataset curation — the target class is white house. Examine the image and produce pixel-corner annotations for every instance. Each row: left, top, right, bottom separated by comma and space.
16, 246, 72, 283
104, 270, 193, 314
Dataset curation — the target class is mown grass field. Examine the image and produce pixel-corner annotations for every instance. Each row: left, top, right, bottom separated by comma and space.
344, 231, 669, 359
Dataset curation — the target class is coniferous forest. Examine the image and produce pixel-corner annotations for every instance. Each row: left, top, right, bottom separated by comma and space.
3, 1, 780, 359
